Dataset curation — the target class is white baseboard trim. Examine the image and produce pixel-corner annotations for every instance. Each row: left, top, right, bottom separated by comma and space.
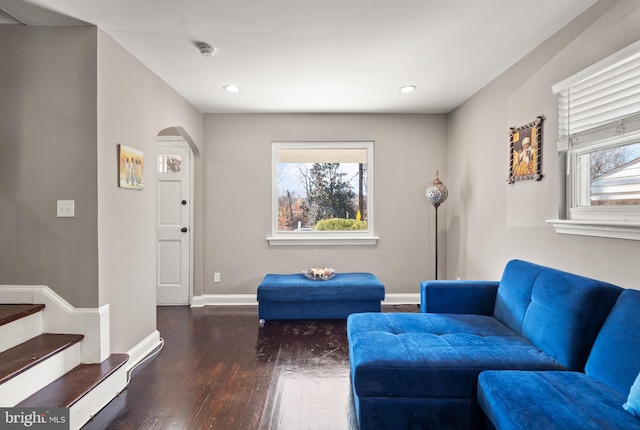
0, 285, 109, 363
125, 330, 162, 372
191, 293, 420, 307
191, 294, 256, 307
383, 293, 421, 305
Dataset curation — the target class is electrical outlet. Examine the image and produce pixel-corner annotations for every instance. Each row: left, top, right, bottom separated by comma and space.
214, 272, 221, 283
57, 200, 75, 218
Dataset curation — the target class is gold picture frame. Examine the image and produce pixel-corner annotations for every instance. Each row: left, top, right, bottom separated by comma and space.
508, 116, 543, 183
118, 144, 144, 190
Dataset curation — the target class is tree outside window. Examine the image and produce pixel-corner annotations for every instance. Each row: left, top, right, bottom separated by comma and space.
587, 142, 640, 206
271, 142, 374, 240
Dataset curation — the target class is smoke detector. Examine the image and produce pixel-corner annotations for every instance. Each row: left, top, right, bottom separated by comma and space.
196, 42, 216, 58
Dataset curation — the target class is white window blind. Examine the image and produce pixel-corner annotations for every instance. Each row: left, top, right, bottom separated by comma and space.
547, 40, 640, 241
553, 41, 640, 151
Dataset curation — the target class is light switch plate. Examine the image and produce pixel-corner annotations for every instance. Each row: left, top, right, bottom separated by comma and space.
57, 200, 75, 217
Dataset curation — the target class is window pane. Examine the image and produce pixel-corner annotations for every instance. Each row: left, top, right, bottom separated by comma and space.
277, 161, 368, 231
157, 155, 182, 173
587, 142, 640, 206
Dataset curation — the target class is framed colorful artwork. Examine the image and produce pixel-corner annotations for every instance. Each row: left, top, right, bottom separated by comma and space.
508, 116, 543, 183
118, 144, 144, 190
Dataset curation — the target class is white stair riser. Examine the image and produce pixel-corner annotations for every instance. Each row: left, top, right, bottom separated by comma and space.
69, 365, 128, 430
0, 342, 82, 406
0, 286, 110, 363
0, 312, 43, 354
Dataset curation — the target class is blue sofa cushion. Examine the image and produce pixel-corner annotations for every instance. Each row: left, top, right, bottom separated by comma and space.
494, 260, 621, 370
347, 312, 566, 398
478, 370, 640, 430
586, 289, 640, 394
420, 280, 499, 315
493, 260, 539, 333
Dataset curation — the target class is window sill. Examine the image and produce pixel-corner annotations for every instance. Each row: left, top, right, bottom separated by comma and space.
546, 219, 640, 241
267, 235, 380, 246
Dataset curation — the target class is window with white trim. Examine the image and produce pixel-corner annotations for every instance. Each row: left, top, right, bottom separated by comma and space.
548, 41, 640, 240
267, 141, 378, 246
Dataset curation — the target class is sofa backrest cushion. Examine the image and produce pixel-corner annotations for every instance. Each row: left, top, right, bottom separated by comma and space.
494, 260, 622, 370
586, 289, 640, 395
493, 260, 539, 334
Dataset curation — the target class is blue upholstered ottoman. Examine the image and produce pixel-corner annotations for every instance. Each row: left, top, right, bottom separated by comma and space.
257, 272, 385, 323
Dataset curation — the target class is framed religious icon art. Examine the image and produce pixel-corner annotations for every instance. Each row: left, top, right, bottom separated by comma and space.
508, 116, 543, 183
118, 144, 145, 190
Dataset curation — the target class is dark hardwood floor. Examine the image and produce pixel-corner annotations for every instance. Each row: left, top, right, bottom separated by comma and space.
83, 304, 419, 430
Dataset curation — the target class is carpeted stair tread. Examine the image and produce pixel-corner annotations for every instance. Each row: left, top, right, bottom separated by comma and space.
0, 304, 45, 327
0, 333, 84, 384
18, 353, 129, 408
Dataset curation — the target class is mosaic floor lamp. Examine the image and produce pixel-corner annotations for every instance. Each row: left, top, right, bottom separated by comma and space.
426, 171, 448, 280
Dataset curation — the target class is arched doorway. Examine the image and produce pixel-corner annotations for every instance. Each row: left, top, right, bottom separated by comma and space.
155, 127, 198, 305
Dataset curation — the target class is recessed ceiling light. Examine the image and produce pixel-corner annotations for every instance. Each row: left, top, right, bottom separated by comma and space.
223, 85, 241, 93
400, 85, 417, 93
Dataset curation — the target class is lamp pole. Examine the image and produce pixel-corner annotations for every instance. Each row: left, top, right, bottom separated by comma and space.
434, 205, 439, 280
426, 171, 448, 280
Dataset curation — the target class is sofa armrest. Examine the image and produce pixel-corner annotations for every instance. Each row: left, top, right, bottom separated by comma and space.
420, 280, 499, 315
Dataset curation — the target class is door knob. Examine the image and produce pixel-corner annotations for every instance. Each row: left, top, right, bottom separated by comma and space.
181, 227, 188, 233
181, 200, 187, 205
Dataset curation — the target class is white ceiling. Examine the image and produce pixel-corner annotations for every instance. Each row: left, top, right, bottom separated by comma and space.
1, 0, 598, 114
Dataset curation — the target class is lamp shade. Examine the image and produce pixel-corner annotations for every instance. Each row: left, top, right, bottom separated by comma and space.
426, 171, 448, 208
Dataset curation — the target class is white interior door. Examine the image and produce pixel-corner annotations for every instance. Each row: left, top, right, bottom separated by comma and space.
156, 142, 191, 305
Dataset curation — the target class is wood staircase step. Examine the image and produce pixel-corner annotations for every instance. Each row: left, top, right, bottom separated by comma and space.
0, 304, 45, 327
0, 334, 84, 384
18, 353, 129, 408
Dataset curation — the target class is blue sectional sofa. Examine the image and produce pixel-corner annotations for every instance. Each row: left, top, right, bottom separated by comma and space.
346, 259, 625, 429
478, 287, 640, 429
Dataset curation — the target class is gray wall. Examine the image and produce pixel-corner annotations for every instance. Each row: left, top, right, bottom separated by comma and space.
0, 26, 99, 307
96, 30, 203, 352
0, 25, 204, 353
203, 114, 447, 295
446, 0, 640, 289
